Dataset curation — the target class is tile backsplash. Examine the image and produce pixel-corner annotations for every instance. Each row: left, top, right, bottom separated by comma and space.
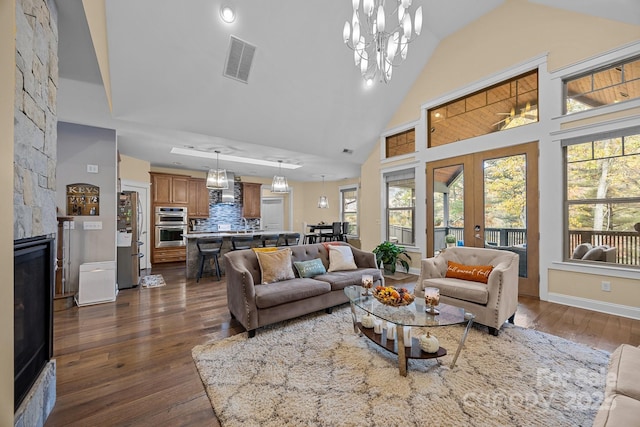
193, 183, 260, 231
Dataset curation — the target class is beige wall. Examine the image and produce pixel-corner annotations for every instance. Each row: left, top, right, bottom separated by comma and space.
0, 0, 15, 420
549, 269, 640, 308
119, 154, 150, 183
388, 0, 640, 128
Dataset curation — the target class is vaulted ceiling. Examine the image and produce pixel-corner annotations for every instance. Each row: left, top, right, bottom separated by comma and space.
54, 0, 640, 182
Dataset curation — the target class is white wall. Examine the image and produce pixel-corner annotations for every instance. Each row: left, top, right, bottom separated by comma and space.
57, 122, 118, 290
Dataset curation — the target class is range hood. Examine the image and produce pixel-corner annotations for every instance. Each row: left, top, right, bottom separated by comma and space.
221, 172, 235, 204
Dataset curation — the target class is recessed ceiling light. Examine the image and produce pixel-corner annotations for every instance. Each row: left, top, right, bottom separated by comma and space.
220, 6, 235, 23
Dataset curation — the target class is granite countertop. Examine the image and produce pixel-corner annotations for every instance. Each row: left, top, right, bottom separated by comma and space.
183, 230, 294, 238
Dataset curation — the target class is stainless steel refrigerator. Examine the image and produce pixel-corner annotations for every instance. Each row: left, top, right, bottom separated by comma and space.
117, 191, 143, 289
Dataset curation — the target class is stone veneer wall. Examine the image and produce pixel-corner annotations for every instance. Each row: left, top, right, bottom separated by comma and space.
13, 0, 58, 425
14, 0, 58, 240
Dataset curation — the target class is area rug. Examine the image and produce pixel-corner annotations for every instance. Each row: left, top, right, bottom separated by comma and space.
139, 274, 166, 288
192, 307, 610, 427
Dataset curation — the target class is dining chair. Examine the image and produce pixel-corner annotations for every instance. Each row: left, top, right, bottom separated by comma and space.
341, 222, 350, 241
322, 222, 342, 241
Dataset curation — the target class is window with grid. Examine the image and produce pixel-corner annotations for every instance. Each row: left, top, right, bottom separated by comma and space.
340, 187, 358, 237
564, 127, 640, 267
564, 55, 640, 114
385, 128, 415, 158
386, 170, 415, 246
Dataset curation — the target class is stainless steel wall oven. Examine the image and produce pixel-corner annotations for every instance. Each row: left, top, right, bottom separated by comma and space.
154, 207, 188, 247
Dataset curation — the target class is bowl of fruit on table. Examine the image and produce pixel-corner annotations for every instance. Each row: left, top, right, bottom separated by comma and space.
373, 286, 415, 307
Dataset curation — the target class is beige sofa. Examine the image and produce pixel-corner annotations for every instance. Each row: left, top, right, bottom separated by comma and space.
593, 344, 640, 426
414, 246, 519, 335
223, 242, 383, 337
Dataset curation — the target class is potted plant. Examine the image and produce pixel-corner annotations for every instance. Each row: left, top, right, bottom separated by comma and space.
373, 241, 412, 275
445, 234, 457, 248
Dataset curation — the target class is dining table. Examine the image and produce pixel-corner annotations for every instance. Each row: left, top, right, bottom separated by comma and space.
306, 223, 334, 243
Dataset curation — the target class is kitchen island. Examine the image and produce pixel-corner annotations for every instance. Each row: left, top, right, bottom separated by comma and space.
183, 230, 295, 279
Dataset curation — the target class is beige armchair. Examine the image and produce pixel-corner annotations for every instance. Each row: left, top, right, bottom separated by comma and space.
414, 246, 519, 336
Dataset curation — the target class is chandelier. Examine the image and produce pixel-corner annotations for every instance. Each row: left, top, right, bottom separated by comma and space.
206, 150, 229, 189
342, 0, 422, 85
271, 160, 290, 193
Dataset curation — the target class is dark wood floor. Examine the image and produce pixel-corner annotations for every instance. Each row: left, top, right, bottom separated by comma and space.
46, 263, 640, 426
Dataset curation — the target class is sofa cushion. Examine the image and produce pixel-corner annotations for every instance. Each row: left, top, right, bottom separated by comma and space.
293, 258, 327, 278
606, 344, 640, 401
582, 246, 605, 261
423, 277, 489, 305
572, 243, 592, 259
315, 268, 382, 291
254, 278, 331, 309
328, 245, 358, 272
255, 248, 295, 284
445, 260, 494, 284
592, 394, 640, 427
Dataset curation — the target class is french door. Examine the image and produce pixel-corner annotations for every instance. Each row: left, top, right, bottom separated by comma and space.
426, 142, 539, 297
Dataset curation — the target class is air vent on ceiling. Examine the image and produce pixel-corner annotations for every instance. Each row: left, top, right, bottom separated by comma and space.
223, 36, 256, 84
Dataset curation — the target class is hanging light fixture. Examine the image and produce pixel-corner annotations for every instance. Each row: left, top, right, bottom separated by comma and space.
342, 0, 423, 84
318, 175, 329, 208
271, 160, 290, 193
206, 150, 229, 189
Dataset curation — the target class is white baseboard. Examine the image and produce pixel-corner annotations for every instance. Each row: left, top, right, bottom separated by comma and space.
547, 292, 640, 320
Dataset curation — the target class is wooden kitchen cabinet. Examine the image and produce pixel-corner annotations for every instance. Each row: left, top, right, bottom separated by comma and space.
150, 173, 189, 206
188, 178, 210, 218
152, 246, 186, 263
242, 182, 261, 218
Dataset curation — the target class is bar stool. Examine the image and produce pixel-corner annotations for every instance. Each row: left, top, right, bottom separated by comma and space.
278, 233, 300, 246
261, 233, 280, 247
196, 237, 223, 282
231, 234, 254, 250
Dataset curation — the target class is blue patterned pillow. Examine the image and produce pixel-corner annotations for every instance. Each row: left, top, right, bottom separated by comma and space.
293, 258, 327, 278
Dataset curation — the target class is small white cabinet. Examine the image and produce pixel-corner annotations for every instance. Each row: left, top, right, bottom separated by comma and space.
75, 261, 117, 306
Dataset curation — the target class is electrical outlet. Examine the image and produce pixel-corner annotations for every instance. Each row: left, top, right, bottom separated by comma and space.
601, 281, 611, 292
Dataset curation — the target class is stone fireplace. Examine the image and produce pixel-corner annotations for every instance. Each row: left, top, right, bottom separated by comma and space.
13, 0, 58, 425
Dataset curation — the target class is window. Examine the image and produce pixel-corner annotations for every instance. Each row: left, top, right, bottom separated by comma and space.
386, 170, 415, 246
428, 70, 538, 147
340, 187, 358, 237
564, 128, 640, 266
385, 128, 415, 158
564, 56, 640, 114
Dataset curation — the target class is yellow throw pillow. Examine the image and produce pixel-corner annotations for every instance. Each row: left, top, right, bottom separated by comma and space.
255, 248, 295, 284
445, 260, 494, 284
252, 247, 279, 253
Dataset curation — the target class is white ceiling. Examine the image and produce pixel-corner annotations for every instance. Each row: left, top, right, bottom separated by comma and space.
54, 0, 640, 182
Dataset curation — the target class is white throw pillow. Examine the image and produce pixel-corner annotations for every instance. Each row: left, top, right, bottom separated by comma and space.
328, 245, 357, 272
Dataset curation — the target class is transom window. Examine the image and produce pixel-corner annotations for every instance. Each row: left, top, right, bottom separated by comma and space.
385, 128, 415, 158
564, 128, 640, 266
564, 55, 640, 114
428, 70, 538, 147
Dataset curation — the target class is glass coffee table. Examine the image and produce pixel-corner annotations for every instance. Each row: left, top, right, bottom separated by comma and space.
344, 285, 475, 376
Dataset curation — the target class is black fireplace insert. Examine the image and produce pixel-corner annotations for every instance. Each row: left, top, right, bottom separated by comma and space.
14, 236, 54, 411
